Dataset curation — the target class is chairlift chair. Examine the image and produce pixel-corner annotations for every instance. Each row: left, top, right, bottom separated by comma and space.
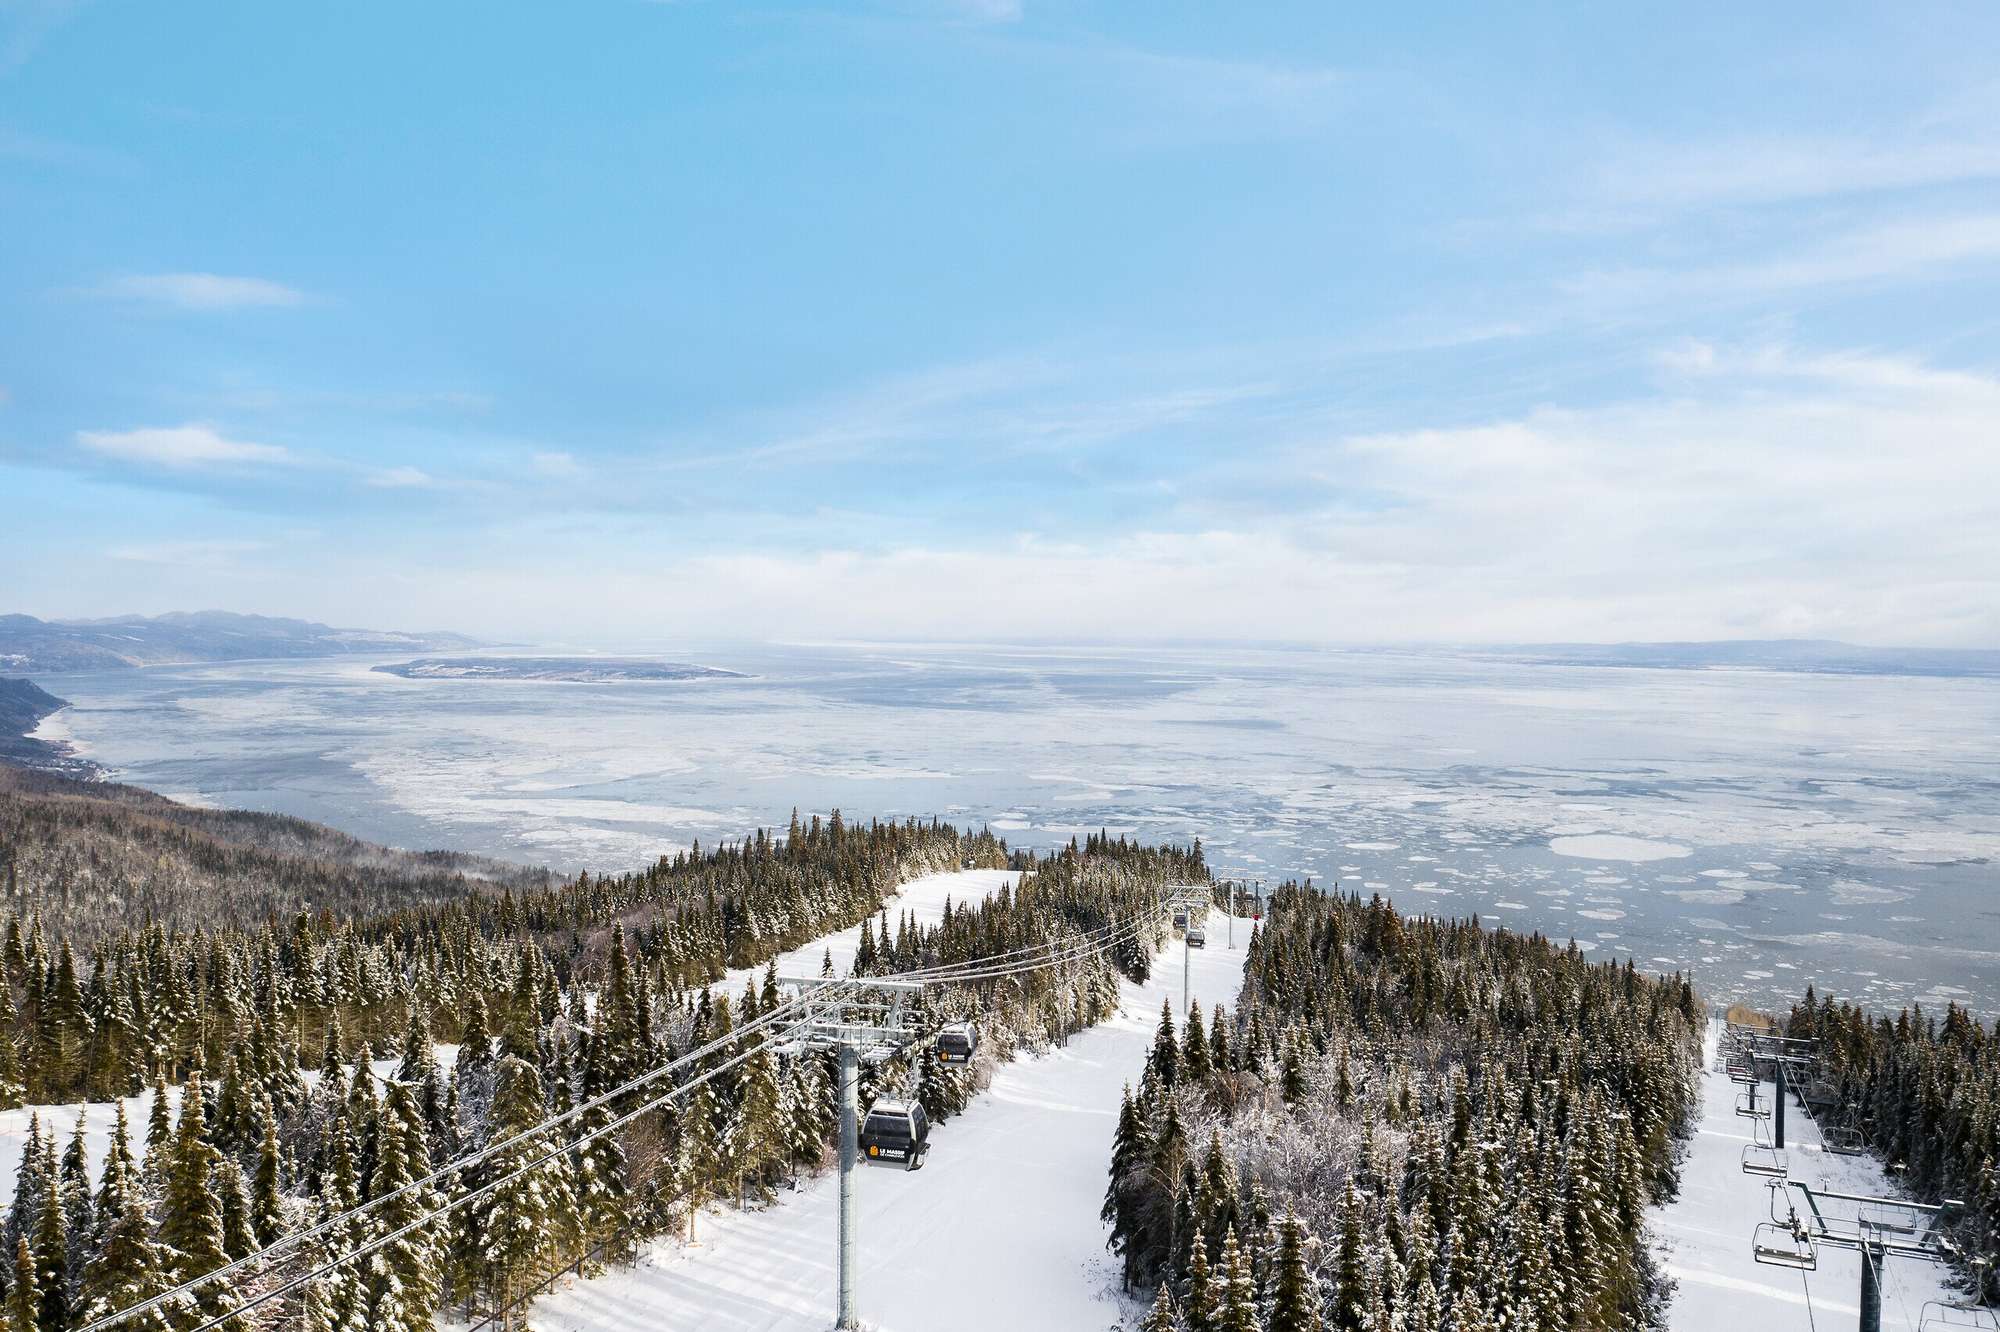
1918, 1301, 2000, 1331
1737, 1090, 1771, 1120
1821, 1125, 1867, 1156
1742, 1144, 1788, 1178
1752, 1220, 1817, 1270
1728, 1061, 1757, 1085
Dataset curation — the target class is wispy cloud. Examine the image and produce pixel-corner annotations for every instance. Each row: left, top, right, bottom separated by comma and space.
366, 465, 434, 488
107, 539, 269, 568
92, 272, 307, 311
1594, 135, 2000, 212
531, 451, 584, 478
77, 423, 294, 468
1561, 212, 2000, 307
944, 0, 1023, 21
0, 0, 81, 76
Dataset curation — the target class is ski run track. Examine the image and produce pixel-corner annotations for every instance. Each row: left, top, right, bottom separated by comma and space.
0, 868, 1978, 1331
1652, 1015, 1958, 1332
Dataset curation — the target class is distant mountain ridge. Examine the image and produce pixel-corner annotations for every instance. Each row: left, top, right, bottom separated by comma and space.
1467, 638, 2000, 678
0, 610, 479, 672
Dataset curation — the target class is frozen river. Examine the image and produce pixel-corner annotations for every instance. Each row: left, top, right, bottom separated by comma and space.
29, 640, 2000, 1017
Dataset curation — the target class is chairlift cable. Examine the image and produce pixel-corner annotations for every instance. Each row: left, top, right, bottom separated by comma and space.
74, 980, 839, 1332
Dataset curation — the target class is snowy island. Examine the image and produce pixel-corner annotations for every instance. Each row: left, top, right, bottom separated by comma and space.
373, 656, 747, 682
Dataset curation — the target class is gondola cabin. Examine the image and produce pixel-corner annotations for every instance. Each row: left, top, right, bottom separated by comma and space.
936, 1022, 978, 1064
1172, 909, 1189, 929
1186, 926, 1206, 948
859, 1100, 929, 1170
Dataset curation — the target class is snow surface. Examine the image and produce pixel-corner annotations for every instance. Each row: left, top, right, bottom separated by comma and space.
1656, 1016, 1958, 1331
718, 868, 1019, 995
537, 888, 1254, 1331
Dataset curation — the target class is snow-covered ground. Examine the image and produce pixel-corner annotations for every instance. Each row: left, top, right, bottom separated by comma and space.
1657, 1016, 1959, 1331
718, 867, 1019, 995
538, 893, 1254, 1332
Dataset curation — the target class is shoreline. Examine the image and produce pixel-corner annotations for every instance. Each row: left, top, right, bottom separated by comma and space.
0, 680, 103, 779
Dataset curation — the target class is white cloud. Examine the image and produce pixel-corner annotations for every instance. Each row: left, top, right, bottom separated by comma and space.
77, 424, 294, 469
1563, 212, 2000, 307
107, 539, 268, 568
369, 343, 2000, 647
94, 272, 306, 310
946, 0, 1022, 19
1595, 136, 2000, 212
531, 451, 584, 477
367, 466, 435, 488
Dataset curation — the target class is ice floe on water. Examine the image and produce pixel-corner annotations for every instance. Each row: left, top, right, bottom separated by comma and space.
39, 641, 2000, 1014
1548, 834, 1693, 861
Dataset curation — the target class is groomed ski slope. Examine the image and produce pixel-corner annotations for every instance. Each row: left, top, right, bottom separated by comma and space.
1658, 1016, 1958, 1331
536, 871, 1253, 1332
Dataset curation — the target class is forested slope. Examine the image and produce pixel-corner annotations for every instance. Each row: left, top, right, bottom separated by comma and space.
0, 767, 548, 942
0, 821, 1196, 1332
1107, 884, 1703, 1332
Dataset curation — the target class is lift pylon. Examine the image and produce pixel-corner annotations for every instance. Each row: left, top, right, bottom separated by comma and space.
772, 976, 930, 1330
1761, 1181, 1968, 1332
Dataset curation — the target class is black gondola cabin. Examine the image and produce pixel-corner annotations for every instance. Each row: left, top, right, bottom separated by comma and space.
936, 1022, 977, 1064
859, 1100, 929, 1169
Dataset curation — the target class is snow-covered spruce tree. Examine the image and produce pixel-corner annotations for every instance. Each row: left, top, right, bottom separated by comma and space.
250, 1099, 286, 1249
572, 1030, 631, 1267
0, 983, 25, 1111
365, 1079, 441, 1332
1180, 1230, 1217, 1332
300, 1110, 366, 1332
77, 1101, 169, 1332
57, 1116, 95, 1317
156, 1071, 239, 1332
1214, 1226, 1256, 1332
672, 1076, 719, 1244
1139, 1282, 1179, 1332
32, 1136, 68, 1332
11, 1237, 40, 1332
5, 1114, 47, 1263
476, 1054, 577, 1328
735, 1041, 783, 1204
780, 1054, 832, 1176
1267, 1213, 1323, 1332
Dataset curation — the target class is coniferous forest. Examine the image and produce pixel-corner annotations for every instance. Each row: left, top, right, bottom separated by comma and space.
0, 808, 1204, 1332
1105, 883, 1703, 1332
1785, 986, 2000, 1304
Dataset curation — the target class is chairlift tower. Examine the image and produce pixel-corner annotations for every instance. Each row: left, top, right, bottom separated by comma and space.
772, 976, 928, 1330
1725, 1027, 1819, 1149
1753, 1179, 1967, 1332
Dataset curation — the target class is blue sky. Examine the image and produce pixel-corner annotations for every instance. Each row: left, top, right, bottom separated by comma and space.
4, 1, 1999, 645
